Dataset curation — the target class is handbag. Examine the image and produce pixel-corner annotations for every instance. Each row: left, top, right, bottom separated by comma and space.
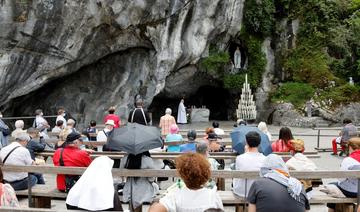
59, 148, 80, 192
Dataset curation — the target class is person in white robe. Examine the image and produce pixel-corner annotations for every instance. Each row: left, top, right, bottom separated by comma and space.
66, 156, 123, 211
234, 47, 242, 69
177, 99, 187, 124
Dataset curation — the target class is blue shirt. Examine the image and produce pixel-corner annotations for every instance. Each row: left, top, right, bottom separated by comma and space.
180, 143, 196, 153
165, 134, 183, 152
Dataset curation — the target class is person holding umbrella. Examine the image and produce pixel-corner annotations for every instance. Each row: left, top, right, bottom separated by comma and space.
120, 151, 159, 211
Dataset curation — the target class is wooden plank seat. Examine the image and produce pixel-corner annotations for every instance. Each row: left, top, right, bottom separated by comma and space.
15, 185, 66, 208
0, 207, 57, 212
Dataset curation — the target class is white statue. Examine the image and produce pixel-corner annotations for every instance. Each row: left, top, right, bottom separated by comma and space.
234, 47, 241, 69
349, 77, 354, 85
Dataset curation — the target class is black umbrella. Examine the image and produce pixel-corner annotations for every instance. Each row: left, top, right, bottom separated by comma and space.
107, 123, 163, 155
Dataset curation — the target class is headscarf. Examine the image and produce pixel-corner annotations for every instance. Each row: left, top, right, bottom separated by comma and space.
260, 154, 303, 203
66, 156, 114, 210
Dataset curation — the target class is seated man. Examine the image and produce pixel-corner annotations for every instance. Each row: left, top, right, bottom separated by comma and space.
180, 130, 197, 153
53, 132, 92, 192
332, 118, 358, 156
11, 120, 26, 138
233, 131, 265, 197
26, 128, 46, 184
52, 120, 64, 134
247, 154, 310, 212
97, 120, 115, 141
0, 133, 38, 190
67, 119, 77, 133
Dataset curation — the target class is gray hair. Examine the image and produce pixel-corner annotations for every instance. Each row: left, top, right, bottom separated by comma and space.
15, 133, 31, 142
196, 142, 208, 155
165, 108, 172, 115
15, 120, 24, 129
67, 119, 75, 126
35, 109, 43, 115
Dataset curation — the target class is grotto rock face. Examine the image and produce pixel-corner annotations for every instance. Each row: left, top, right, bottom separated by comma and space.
0, 0, 245, 124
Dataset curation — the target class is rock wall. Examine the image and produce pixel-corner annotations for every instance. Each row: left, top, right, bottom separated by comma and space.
0, 0, 245, 124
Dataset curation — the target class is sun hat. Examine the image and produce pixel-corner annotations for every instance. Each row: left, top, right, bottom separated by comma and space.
105, 120, 115, 126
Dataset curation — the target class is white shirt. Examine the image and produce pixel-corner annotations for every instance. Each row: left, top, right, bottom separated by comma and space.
0, 142, 33, 182
233, 152, 265, 197
56, 115, 67, 128
96, 129, 110, 142
214, 128, 225, 136
160, 187, 223, 212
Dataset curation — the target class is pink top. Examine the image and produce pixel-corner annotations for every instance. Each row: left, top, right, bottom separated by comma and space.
104, 114, 121, 128
271, 139, 294, 152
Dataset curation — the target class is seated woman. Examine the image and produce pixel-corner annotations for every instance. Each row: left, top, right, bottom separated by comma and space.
327, 137, 360, 212
257, 121, 272, 141
66, 156, 123, 211
120, 151, 158, 211
149, 153, 224, 212
271, 127, 294, 152
165, 124, 183, 152
286, 139, 317, 196
0, 167, 19, 207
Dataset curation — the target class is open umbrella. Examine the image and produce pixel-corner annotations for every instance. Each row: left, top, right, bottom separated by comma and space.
230, 126, 272, 155
107, 123, 163, 155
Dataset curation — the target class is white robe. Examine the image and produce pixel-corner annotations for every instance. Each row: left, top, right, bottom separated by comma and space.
177, 102, 187, 124
66, 156, 114, 211
234, 49, 241, 69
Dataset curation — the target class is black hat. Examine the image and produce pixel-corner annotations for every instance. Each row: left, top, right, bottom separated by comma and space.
208, 133, 221, 141
187, 130, 197, 140
65, 132, 82, 143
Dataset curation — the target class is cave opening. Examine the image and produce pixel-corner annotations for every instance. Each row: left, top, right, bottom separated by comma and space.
149, 85, 231, 123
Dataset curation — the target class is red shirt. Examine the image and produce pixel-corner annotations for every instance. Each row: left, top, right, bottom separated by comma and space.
53, 146, 92, 191
104, 114, 121, 128
271, 139, 294, 152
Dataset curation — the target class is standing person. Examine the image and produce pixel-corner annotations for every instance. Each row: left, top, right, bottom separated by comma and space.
271, 127, 294, 152
159, 108, 176, 137
0, 133, 38, 190
332, 118, 358, 156
34, 109, 50, 139
66, 156, 123, 211
233, 131, 266, 197
57, 107, 76, 126
120, 151, 159, 211
148, 153, 223, 212
53, 132, 92, 192
56, 108, 67, 129
257, 121, 272, 141
0, 167, 19, 207
327, 137, 360, 211
180, 130, 197, 153
177, 98, 187, 124
104, 106, 121, 128
0, 112, 10, 148
128, 99, 151, 126
165, 124, 183, 152
247, 154, 310, 212
11, 120, 26, 138
97, 120, 115, 142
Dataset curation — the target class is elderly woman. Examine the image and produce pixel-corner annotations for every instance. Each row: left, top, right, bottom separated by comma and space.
149, 153, 223, 212
247, 154, 310, 212
271, 127, 294, 152
11, 120, 26, 138
257, 122, 272, 141
165, 124, 183, 152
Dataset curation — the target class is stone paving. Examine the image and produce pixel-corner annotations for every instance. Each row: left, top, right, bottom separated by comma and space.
18, 121, 345, 211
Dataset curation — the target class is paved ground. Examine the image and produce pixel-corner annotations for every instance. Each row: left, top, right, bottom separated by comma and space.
18, 121, 345, 211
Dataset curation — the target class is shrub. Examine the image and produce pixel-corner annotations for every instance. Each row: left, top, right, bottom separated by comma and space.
244, 0, 275, 38
271, 82, 315, 108
316, 84, 360, 108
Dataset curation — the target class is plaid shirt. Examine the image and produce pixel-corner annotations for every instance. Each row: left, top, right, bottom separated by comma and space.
159, 114, 176, 136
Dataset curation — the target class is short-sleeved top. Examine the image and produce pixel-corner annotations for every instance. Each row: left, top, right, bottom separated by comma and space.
233, 152, 265, 197
160, 187, 223, 212
165, 134, 183, 152
0, 142, 33, 182
104, 114, 121, 128
53, 146, 92, 191
247, 178, 310, 212
179, 143, 196, 153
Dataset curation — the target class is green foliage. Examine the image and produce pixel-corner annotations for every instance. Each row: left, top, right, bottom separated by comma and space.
284, 45, 334, 88
271, 83, 315, 108
244, 0, 275, 38
316, 84, 360, 108
224, 35, 266, 90
200, 46, 230, 75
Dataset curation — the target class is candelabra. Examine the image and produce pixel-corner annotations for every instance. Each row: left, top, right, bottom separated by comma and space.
236, 74, 257, 120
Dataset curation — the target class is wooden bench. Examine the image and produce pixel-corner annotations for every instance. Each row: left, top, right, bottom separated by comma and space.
0, 207, 57, 212
2, 165, 360, 211
15, 185, 66, 208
